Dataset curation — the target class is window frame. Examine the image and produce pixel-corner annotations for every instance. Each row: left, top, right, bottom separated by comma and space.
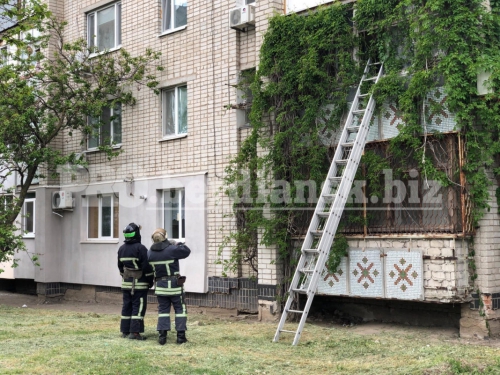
22, 193, 36, 238
87, 194, 119, 240
163, 188, 185, 241
161, 0, 188, 34
161, 85, 188, 138
87, 103, 122, 150
87, 2, 122, 52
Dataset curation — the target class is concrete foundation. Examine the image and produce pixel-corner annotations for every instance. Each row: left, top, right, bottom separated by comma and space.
258, 300, 280, 322
459, 304, 489, 339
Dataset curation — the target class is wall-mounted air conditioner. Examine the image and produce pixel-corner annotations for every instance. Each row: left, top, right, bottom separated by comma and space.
229, 5, 255, 31
52, 191, 73, 210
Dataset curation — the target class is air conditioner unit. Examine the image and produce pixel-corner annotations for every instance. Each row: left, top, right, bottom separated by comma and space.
229, 5, 255, 31
52, 191, 73, 210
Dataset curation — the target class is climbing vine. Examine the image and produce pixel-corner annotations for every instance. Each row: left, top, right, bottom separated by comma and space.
221, 1, 500, 285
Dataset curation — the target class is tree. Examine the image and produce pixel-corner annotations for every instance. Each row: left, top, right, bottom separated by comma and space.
0, 0, 163, 268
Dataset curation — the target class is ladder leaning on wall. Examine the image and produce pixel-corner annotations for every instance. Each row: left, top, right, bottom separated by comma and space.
273, 59, 384, 346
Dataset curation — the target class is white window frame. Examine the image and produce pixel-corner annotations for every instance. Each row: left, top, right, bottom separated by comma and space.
87, 2, 122, 52
163, 189, 185, 241
161, 85, 188, 138
87, 104, 122, 150
22, 194, 35, 238
161, 0, 188, 34
87, 194, 119, 239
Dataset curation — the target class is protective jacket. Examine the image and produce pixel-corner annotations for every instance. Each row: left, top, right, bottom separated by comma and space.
118, 238, 154, 291
148, 240, 191, 296
148, 239, 191, 332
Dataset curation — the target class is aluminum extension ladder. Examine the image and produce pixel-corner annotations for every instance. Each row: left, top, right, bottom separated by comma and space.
273, 60, 384, 346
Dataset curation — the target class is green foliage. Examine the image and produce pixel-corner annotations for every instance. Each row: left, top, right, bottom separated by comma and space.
0, 1, 162, 264
326, 234, 349, 274
222, 0, 500, 281
220, 4, 358, 276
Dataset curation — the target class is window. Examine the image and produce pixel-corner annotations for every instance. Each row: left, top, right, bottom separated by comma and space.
88, 104, 122, 149
162, 85, 187, 137
88, 194, 119, 239
87, 2, 121, 51
246, 0, 255, 4
163, 189, 185, 240
22, 192, 35, 237
161, 0, 187, 32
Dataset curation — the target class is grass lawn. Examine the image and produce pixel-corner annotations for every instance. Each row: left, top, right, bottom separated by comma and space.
1, 304, 500, 374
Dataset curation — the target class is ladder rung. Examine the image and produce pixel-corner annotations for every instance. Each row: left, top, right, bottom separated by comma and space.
342, 142, 354, 147
369, 62, 382, 66
287, 309, 304, 314
336, 160, 348, 165
363, 76, 377, 82
310, 230, 323, 237
347, 126, 360, 132
358, 93, 370, 98
328, 177, 341, 182
292, 288, 308, 294
300, 269, 314, 274
303, 249, 319, 254
317, 212, 329, 218
352, 109, 365, 115
280, 330, 297, 334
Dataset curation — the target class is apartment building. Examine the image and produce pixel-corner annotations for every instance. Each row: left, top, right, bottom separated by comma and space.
1, 0, 499, 339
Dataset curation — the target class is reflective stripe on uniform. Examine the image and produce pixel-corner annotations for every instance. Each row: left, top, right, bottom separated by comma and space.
121, 316, 132, 319
177, 294, 187, 318
158, 313, 170, 318
138, 297, 144, 317
149, 260, 175, 275
119, 257, 139, 269
155, 287, 182, 294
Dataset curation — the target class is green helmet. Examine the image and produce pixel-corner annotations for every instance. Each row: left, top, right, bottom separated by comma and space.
123, 223, 141, 242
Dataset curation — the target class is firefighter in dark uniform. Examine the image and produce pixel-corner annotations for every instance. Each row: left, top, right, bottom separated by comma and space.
117, 223, 154, 340
148, 228, 191, 345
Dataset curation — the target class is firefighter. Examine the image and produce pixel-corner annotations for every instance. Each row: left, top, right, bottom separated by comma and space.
148, 228, 191, 345
117, 223, 154, 340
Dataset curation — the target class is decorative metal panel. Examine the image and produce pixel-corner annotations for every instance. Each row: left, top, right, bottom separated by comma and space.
349, 249, 384, 298
385, 250, 423, 300
316, 257, 348, 296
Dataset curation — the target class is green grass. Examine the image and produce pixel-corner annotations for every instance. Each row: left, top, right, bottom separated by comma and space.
0, 305, 499, 374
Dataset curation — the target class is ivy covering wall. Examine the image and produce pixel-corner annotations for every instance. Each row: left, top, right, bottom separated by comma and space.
220, 0, 500, 282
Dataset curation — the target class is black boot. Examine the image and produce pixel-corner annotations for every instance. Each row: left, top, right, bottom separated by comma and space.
121, 332, 130, 338
176, 331, 187, 344
158, 330, 167, 345
128, 332, 147, 340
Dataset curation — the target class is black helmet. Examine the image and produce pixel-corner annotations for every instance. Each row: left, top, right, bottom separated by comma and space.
123, 223, 141, 242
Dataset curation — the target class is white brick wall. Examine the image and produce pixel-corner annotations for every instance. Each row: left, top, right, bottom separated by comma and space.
40, 0, 284, 283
